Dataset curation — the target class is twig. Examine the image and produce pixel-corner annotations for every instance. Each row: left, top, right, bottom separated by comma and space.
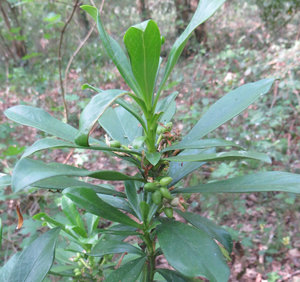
270, 80, 279, 109
58, 0, 80, 122
63, 148, 75, 164
64, 0, 105, 102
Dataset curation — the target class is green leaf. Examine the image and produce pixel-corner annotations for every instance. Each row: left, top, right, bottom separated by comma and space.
6, 228, 60, 282
162, 138, 243, 152
4, 106, 78, 142
140, 201, 150, 225
174, 171, 300, 194
124, 20, 161, 106
176, 210, 232, 253
99, 106, 142, 145
157, 220, 229, 281
146, 151, 161, 166
33, 176, 125, 197
61, 196, 86, 233
63, 187, 141, 228
0, 218, 2, 249
157, 0, 226, 95
157, 91, 178, 123
81, 5, 142, 97
75, 89, 127, 146
156, 269, 193, 282
116, 98, 147, 131
98, 194, 133, 213
182, 78, 275, 142
0, 253, 21, 281
0, 174, 11, 188
168, 149, 213, 186
105, 257, 146, 282
12, 158, 144, 192
33, 212, 85, 239
90, 239, 143, 256
125, 181, 142, 221
21, 138, 140, 159
81, 83, 101, 92
165, 150, 271, 163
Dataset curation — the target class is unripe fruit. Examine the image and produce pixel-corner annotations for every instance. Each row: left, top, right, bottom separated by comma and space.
152, 190, 162, 205
160, 187, 172, 200
110, 140, 121, 148
144, 182, 158, 192
164, 207, 173, 218
161, 36, 165, 45
159, 176, 173, 186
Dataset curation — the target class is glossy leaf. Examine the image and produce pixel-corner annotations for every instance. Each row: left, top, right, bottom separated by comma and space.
168, 149, 212, 186
6, 228, 60, 282
12, 158, 144, 192
0, 174, 11, 188
21, 137, 140, 159
157, 0, 225, 95
174, 171, 300, 194
81, 5, 142, 97
99, 106, 142, 145
157, 91, 178, 123
157, 220, 229, 281
33, 212, 85, 239
0, 253, 21, 281
33, 176, 125, 197
98, 194, 133, 213
176, 210, 232, 253
61, 196, 86, 232
0, 218, 2, 249
105, 257, 146, 282
124, 20, 161, 105
181, 78, 275, 142
125, 181, 142, 220
156, 269, 193, 282
165, 150, 271, 163
162, 138, 243, 152
116, 98, 147, 130
75, 89, 127, 146
90, 239, 143, 256
63, 187, 141, 228
145, 151, 161, 166
5, 105, 77, 142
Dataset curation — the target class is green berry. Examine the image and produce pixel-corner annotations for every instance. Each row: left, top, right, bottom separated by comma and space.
164, 207, 173, 218
156, 125, 166, 135
160, 187, 172, 200
152, 190, 162, 205
110, 140, 121, 148
144, 182, 158, 192
159, 176, 173, 186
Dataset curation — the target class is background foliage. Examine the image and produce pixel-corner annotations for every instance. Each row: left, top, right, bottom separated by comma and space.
0, 0, 299, 280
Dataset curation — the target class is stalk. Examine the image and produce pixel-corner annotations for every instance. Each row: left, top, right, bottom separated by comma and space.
143, 232, 156, 282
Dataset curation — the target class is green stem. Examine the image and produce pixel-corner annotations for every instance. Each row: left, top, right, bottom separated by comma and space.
143, 232, 156, 282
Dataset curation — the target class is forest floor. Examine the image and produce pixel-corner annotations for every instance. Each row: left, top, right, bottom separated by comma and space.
1, 1, 300, 281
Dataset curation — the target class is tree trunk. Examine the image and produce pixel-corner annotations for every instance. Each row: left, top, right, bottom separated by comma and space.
136, 0, 151, 21
174, 0, 209, 56
0, 0, 27, 63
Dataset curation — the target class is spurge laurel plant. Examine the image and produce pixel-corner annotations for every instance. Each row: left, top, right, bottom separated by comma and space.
1, 0, 300, 281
